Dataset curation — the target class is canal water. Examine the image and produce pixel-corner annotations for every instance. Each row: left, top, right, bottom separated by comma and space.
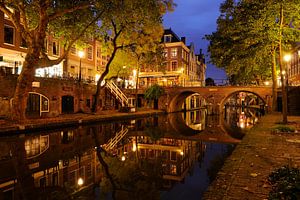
0, 107, 261, 200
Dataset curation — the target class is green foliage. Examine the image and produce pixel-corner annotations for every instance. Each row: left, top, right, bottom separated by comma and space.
205, 0, 300, 85
144, 84, 165, 101
272, 125, 295, 133
268, 165, 300, 199
205, 77, 215, 86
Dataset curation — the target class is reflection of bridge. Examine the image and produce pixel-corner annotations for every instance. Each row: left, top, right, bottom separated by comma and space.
159, 86, 272, 113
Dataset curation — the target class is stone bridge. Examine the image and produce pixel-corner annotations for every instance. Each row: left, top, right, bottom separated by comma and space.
159, 86, 273, 114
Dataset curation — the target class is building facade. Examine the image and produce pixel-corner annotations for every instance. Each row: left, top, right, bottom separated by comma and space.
288, 46, 300, 86
139, 28, 206, 88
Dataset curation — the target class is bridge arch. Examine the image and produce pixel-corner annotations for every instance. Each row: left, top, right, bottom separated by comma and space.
168, 90, 206, 113
220, 90, 266, 108
164, 86, 272, 113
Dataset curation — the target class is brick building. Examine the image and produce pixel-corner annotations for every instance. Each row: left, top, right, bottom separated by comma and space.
139, 28, 206, 87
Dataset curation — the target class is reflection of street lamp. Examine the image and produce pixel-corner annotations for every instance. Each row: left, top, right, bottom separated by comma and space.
77, 177, 84, 186
78, 50, 84, 82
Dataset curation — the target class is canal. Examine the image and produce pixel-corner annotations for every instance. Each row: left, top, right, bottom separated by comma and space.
0, 107, 261, 200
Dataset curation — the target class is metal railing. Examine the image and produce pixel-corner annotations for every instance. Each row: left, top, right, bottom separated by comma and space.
106, 81, 129, 107
102, 125, 129, 151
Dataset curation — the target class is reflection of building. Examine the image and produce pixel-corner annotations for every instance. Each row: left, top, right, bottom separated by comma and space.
139, 28, 206, 87
115, 135, 205, 188
182, 109, 206, 131
0, 126, 113, 199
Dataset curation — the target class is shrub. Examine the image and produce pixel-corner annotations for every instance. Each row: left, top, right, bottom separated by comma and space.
272, 125, 295, 133
268, 165, 300, 199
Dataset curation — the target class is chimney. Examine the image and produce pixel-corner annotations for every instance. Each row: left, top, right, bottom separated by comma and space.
181, 37, 186, 44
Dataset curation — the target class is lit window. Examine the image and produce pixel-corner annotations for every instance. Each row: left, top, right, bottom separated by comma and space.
171, 48, 177, 57
164, 50, 168, 57
87, 46, 93, 60
70, 45, 77, 55
97, 47, 101, 58
170, 164, 177, 175
171, 61, 177, 71
4, 25, 14, 45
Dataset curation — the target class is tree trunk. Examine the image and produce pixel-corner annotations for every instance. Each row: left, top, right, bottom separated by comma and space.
92, 45, 119, 113
279, 4, 288, 124
11, 53, 38, 121
271, 48, 278, 111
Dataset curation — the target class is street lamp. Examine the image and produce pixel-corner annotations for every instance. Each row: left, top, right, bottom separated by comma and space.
283, 53, 291, 88
78, 50, 84, 82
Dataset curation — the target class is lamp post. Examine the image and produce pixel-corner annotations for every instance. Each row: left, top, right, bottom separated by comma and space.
78, 50, 84, 82
283, 53, 291, 115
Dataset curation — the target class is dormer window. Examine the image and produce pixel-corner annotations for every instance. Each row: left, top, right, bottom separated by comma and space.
164, 35, 172, 43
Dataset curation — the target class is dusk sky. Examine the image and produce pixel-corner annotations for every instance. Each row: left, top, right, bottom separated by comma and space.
163, 0, 227, 80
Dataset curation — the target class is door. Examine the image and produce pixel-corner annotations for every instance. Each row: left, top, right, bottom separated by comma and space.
26, 93, 40, 117
62, 96, 74, 113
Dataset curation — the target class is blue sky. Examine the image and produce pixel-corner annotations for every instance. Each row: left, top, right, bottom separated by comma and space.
163, 0, 227, 80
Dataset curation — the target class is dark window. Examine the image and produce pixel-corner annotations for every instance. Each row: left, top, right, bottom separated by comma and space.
21, 38, 27, 48
86, 99, 91, 107
4, 25, 14, 45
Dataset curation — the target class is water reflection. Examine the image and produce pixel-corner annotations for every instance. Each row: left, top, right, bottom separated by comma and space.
0, 108, 262, 199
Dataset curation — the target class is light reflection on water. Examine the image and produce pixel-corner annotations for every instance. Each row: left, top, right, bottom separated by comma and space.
0, 107, 261, 200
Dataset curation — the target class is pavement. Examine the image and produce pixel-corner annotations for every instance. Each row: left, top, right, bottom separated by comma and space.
0, 109, 165, 134
203, 113, 300, 200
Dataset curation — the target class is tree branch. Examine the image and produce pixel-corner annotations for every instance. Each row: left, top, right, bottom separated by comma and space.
48, 3, 92, 21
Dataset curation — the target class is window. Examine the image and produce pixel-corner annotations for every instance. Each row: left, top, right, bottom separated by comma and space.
164, 50, 168, 58
87, 46, 93, 60
171, 151, 177, 161
97, 47, 101, 58
52, 41, 59, 56
43, 39, 48, 53
21, 38, 27, 48
4, 25, 14, 45
70, 45, 76, 55
171, 48, 177, 57
164, 35, 172, 43
171, 61, 177, 71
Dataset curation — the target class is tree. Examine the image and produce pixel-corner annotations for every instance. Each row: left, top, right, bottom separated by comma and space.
205, 77, 215, 86
144, 84, 164, 108
0, 1, 108, 121
0, 0, 174, 121
91, 0, 174, 112
206, 0, 300, 122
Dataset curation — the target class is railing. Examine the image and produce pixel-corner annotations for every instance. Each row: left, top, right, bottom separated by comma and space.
106, 81, 128, 107
102, 125, 129, 150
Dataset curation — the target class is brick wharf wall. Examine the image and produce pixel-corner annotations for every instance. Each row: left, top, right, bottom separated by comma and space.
0, 73, 100, 117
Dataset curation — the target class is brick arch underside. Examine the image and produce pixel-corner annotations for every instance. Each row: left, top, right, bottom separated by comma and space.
168, 89, 269, 113
220, 90, 266, 108
168, 91, 201, 113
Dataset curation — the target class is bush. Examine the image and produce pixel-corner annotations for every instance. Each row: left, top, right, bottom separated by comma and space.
268, 165, 300, 199
272, 125, 295, 133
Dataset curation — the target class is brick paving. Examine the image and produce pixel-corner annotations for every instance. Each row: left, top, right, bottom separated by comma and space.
203, 113, 300, 200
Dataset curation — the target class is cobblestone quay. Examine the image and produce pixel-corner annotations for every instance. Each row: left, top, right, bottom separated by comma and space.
203, 113, 300, 200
